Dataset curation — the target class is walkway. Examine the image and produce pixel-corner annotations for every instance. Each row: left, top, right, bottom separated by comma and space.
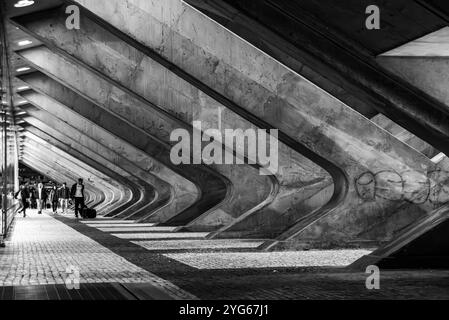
0, 210, 448, 300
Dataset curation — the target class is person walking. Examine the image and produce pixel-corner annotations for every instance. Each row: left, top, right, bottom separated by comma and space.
36, 182, 47, 214
15, 185, 30, 218
29, 186, 36, 209
71, 178, 85, 218
58, 182, 70, 214
48, 185, 59, 214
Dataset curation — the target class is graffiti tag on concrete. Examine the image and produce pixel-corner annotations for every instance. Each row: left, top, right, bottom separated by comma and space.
355, 170, 449, 206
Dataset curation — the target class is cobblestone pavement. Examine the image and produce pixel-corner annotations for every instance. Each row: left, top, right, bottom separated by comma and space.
74, 217, 449, 299
90, 224, 158, 228
132, 239, 265, 251
96, 226, 179, 232
164, 250, 371, 269
2, 210, 449, 300
0, 210, 195, 299
110, 232, 209, 240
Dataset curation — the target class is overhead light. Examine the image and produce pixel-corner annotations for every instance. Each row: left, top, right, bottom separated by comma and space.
16, 100, 27, 105
16, 67, 31, 72
14, 0, 35, 8
17, 39, 32, 46
17, 86, 30, 91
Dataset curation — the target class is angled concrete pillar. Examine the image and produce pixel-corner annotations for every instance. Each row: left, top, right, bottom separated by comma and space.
23, 126, 137, 217
181, 0, 449, 154
21, 155, 101, 208
12, 12, 335, 239
16, 87, 198, 223
21, 151, 105, 208
23, 132, 123, 213
23, 136, 116, 211
24, 127, 138, 217
351, 32, 449, 268
18, 101, 170, 221
12, 60, 229, 228
60, 0, 449, 249
13, 44, 274, 234
371, 114, 439, 159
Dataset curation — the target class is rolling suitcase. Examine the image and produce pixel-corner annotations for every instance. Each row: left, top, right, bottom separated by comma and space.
81, 207, 97, 219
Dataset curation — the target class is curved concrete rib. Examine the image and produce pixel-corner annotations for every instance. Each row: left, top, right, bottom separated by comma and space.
22, 135, 121, 213
24, 158, 101, 210
16, 82, 198, 223
23, 139, 113, 212
21, 155, 104, 209
23, 130, 126, 215
63, 0, 449, 249
24, 136, 123, 215
23, 126, 138, 217
13, 46, 274, 230
24, 123, 146, 218
21, 150, 106, 209
17, 99, 169, 221
12, 12, 332, 239
13, 58, 230, 228
45, 0, 344, 239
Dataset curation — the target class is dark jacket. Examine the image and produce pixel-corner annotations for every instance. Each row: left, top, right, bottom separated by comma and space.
71, 183, 85, 198
15, 189, 29, 202
57, 186, 70, 199
34, 187, 47, 201
49, 189, 59, 202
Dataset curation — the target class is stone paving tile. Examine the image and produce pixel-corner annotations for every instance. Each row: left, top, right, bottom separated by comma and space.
164, 250, 372, 269
0, 210, 196, 299
132, 239, 265, 251
111, 232, 208, 240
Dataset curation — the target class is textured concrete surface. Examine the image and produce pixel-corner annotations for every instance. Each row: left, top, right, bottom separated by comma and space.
19, 158, 100, 208
14, 8, 334, 239
15, 63, 228, 229
22, 135, 121, 214
23, 117, 156, 219
18, 86, 199, 223
0, 210, 448, 299
66, 0, 449, 249
22, 148, 111, 208
24, 128, 137, 217
15, 45, 276, 235
23, 131, 129, 213
381, 27, 449, 56
378, 56, 449, 113
58, 213, 449, 299
111, 233, 208, 240
371, 114, 439, 159
18, 100, 170, 221
131, 239, 264, 251
21, 152, 107, 210
20, 138, 111, 210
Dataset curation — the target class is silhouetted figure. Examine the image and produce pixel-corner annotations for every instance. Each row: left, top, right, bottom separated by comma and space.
15, 185, 30, 217
71, 178, 85, 219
